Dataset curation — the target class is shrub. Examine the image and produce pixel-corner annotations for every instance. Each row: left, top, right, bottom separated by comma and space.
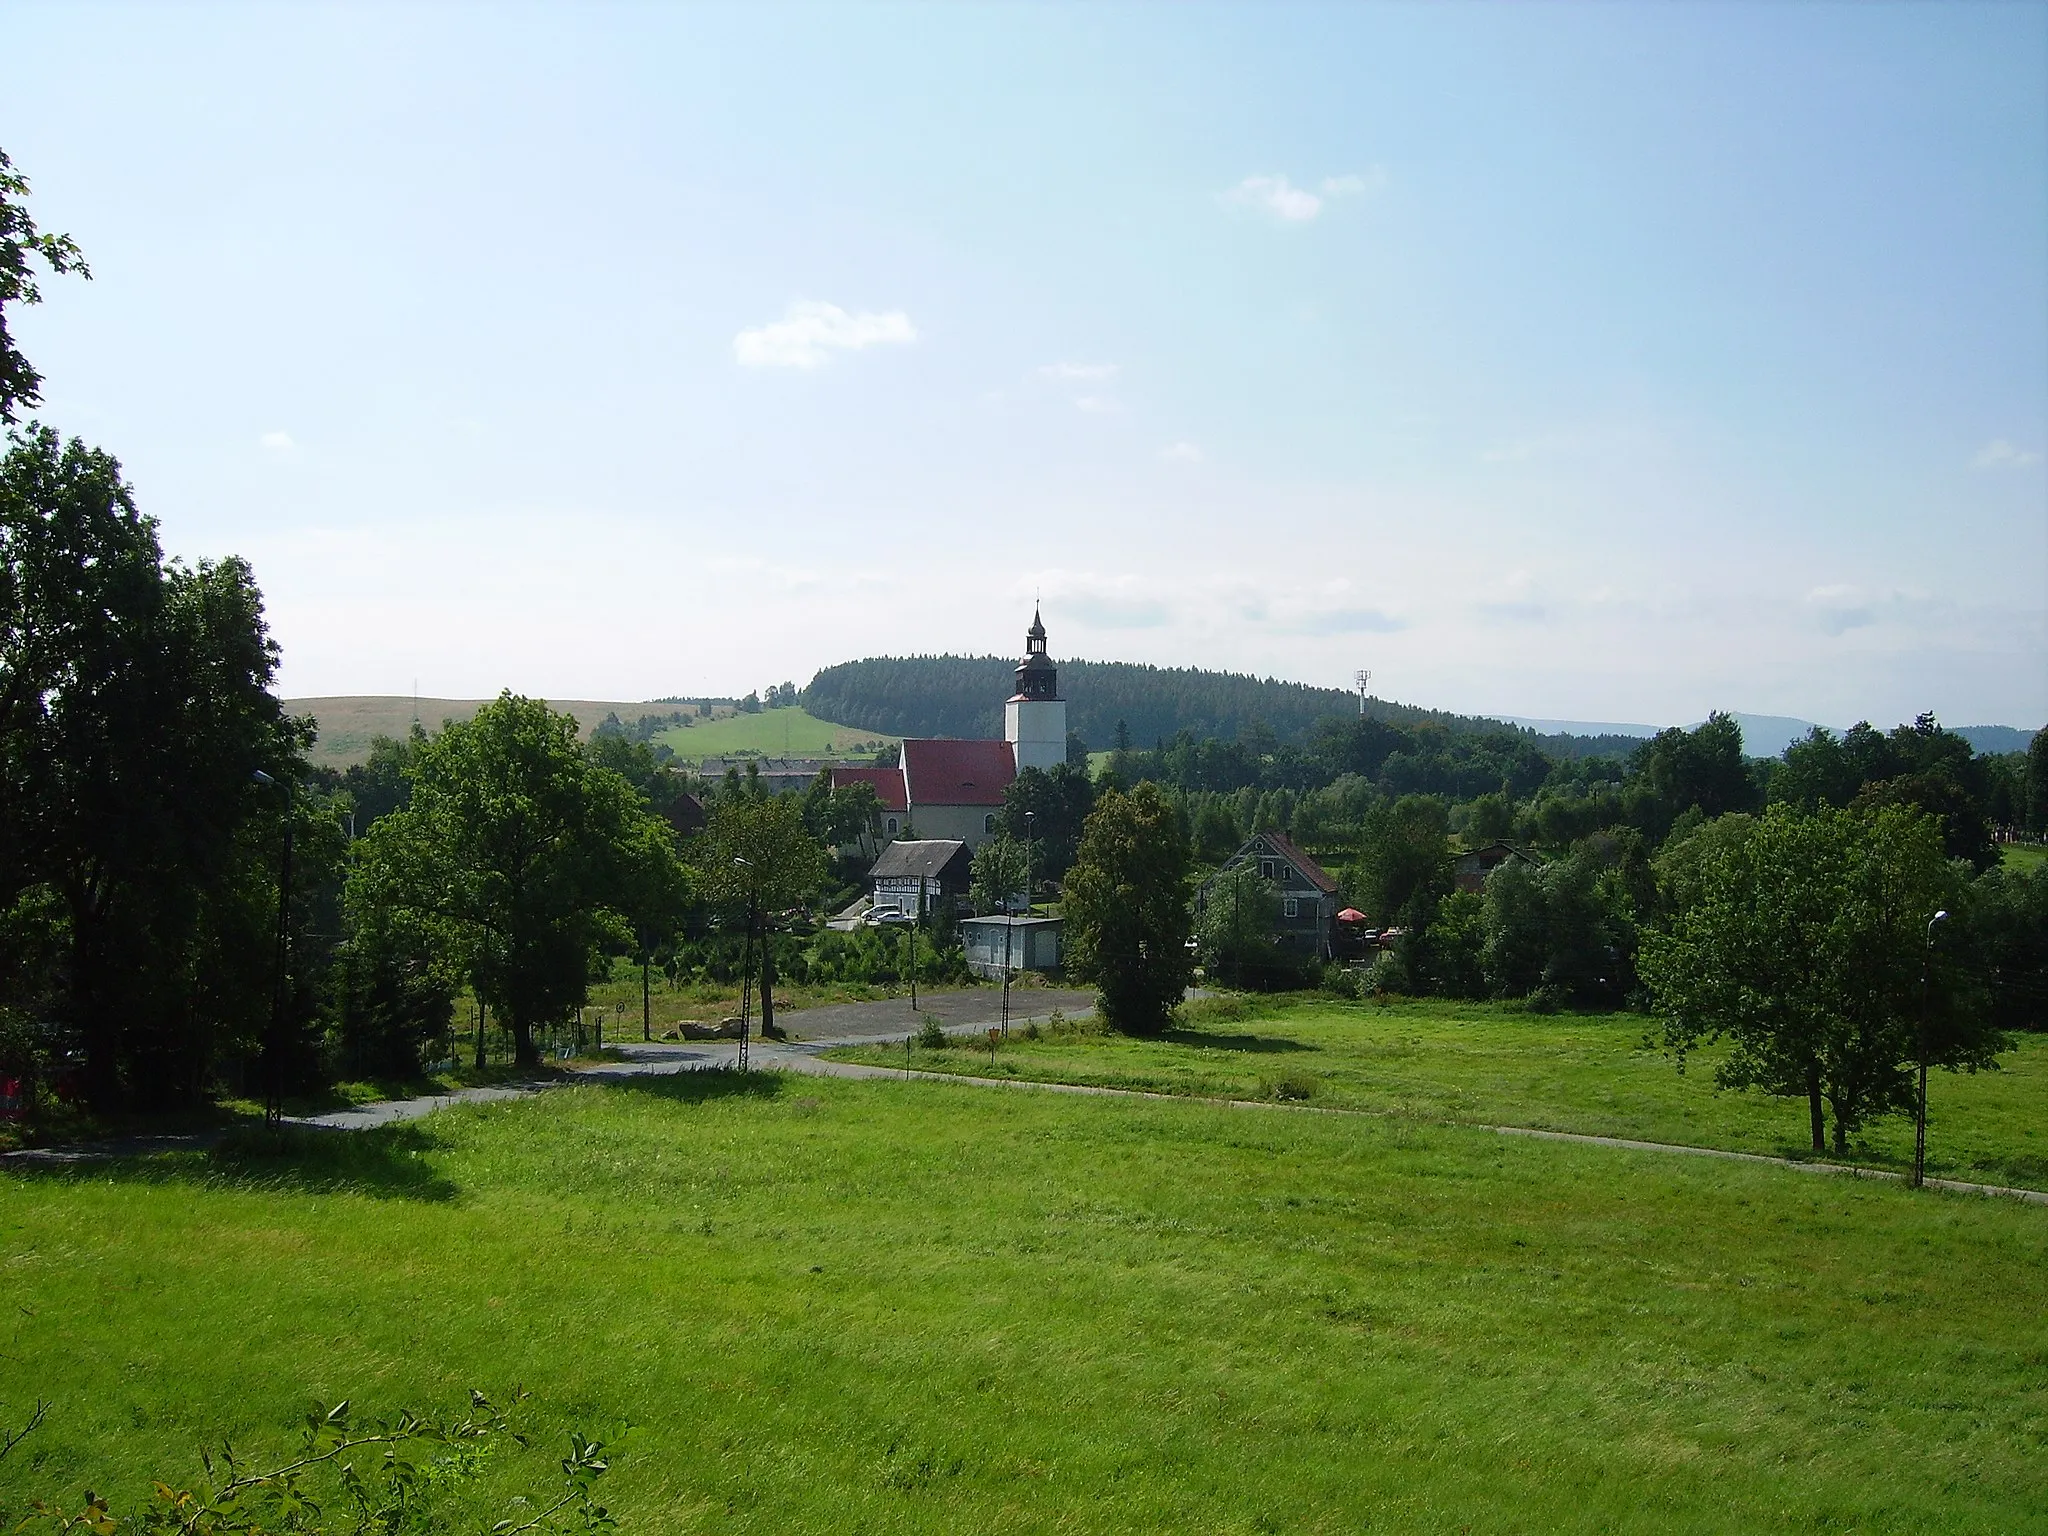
915, 1015, 947, 1049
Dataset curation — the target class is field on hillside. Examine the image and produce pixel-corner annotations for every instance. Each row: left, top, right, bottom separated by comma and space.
3, 1073, 2044, 1533
830, 997, 2048, 1191
286, 696, 670, 768
651, 706, 896, 764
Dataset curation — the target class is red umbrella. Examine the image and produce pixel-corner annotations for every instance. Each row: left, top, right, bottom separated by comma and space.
1337, 908, 1369, 923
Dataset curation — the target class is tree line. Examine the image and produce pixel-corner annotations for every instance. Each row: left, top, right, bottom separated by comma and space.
801, 653, 1646, 759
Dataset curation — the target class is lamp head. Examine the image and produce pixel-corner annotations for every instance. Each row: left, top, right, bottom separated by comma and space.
251, 769, 275, 786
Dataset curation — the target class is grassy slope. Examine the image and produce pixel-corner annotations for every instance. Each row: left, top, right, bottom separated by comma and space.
3, 1075, 2044, 1533
829, 998, 2048, 1190
286, 696, 667, 768
651, 706, 896, 764
2001, 842, 2047, 872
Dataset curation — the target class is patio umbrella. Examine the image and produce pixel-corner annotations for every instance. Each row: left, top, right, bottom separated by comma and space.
1337, 908, 1368, 923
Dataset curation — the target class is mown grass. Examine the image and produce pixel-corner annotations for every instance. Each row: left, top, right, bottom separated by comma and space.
828, 996, 2048, 1191
2000, 842, 2047, 872
3, 1072, 2044, 1532
652, 706, 895, 764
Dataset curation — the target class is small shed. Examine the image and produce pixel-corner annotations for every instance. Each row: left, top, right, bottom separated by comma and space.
867, 839, 972, 918
961, 915, 1062, 978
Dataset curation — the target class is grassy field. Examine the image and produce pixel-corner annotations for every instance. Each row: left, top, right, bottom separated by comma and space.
2001, 842, 2047, 872
651, 706, 896, 764
828, 996, 2048, 1191
3, 1072, 2044, 1532
285, 696, 673, 768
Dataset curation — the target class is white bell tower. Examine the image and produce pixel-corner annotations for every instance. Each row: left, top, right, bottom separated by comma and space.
1004, 608, 1067, 774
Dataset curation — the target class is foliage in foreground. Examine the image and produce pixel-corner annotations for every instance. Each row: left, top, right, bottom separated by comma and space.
3, 1390, 611, 1535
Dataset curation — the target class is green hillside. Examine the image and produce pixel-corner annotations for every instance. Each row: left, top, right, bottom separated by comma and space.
286, 696, 661, 769
651, 705, 896, 763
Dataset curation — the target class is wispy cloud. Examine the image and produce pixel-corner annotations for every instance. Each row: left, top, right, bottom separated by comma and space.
1972, 439, 2041, 470
1220, 174, 1324, 222
1073, 395, 1120, 414
1220, 169, 1383, 222
260, 430, 295, 452
733, 301, 916, 369
1159, 441, 1204, 464
1037, 362, 1118, 381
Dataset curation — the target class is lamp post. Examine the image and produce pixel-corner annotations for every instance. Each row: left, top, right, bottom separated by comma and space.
733, 856, 752, 1071
1914, 908, 1949, 1189
1023, 812, 1036, 917
251, 769, 291, 1130
909, 872, 923, 1011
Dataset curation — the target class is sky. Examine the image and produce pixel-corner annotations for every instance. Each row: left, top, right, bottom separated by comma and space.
6, 1, 2046, 731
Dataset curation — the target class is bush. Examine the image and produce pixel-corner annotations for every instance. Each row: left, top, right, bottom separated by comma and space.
915, 1015, 947, 1049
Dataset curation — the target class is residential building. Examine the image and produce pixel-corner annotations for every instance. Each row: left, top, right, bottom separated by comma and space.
867, 839, 972, 918
1197, 831, 1341, 959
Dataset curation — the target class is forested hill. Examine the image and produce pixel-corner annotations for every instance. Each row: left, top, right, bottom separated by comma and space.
801, 655, 1645, 758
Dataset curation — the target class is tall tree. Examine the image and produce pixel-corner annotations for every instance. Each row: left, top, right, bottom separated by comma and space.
3, 427, 299, 1107
350, 694, 675, 1067
0, 148, 91, 423
1639, 804, 2001, 1155
1063, 783, 1194, 1035
969, 833, 1030, 917
692, 794, 825, 1037
1000, 763, 1095, 880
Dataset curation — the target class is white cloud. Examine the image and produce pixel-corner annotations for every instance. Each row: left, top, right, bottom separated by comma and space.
1159, 441, 1204, 463
260, 430, 295, 452
1972, 439, 2041, 470
732, 301, 917, 369
1221, 174, 1324, 222
1073, 395, 1120, 414
1037, 362, 1118, 381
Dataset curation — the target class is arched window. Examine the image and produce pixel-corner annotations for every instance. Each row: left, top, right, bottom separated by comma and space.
984, 813, 998, 834
886, 817, 899, 835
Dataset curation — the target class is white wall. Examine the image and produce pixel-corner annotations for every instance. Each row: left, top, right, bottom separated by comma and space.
1005, 697, 1067, 774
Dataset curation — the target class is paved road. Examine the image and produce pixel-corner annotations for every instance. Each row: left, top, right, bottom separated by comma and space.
290, 987, 1097, 1132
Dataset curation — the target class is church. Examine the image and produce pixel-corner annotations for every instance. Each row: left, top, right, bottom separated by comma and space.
829, 610, 1066, 850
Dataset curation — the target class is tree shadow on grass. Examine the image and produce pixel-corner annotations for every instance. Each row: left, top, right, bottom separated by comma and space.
5, 1120, 460, 1203
1161, 1029, 1318, 1055
598, 1066, 793, 1108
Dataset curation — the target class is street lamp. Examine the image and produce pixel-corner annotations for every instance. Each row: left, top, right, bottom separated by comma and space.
1914, 909, 1949, 1188
733, 856, 753, 1071
251, 769, 291, 1130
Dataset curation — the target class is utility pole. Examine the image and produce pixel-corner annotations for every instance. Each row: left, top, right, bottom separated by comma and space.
1915, 909, 1949, 1188
251, 770, 293, 1130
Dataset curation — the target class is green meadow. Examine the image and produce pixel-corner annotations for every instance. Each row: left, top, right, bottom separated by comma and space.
829, 997, 2048, 1192
3, 1071, 2045, 1532
653, 707, 895, 764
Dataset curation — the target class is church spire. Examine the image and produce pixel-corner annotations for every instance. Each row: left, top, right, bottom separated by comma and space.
1014, 606, 1058, 699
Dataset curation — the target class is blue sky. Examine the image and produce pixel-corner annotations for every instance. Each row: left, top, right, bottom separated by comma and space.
8, 2, 2045, 730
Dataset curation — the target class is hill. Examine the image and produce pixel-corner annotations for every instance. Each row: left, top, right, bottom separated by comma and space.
649, 706, 897, 764
802, 655, 1646, 758
286, 696, 667, 768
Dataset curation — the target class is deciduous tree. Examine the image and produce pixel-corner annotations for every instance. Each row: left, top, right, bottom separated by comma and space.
350, 694, 675, 1067
1064, 783, 1193, 1034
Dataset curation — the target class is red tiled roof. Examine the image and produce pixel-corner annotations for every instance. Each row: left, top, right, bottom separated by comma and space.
1262, 832, 1339, 894
902, 738, 1017, 808
829, 765, 908, 813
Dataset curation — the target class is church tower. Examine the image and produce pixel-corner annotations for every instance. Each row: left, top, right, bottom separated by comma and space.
1004, 608, 1067, 775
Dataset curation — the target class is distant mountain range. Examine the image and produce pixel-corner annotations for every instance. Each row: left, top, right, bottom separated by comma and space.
1496, 714, 2036, 760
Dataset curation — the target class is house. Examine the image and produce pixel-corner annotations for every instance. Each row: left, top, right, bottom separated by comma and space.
829, 609, 1066, 852
1453, 840, 1541, 894
867, 839, 973, 918
960, 915, 1062, 978
1197, 831, 1341, 959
